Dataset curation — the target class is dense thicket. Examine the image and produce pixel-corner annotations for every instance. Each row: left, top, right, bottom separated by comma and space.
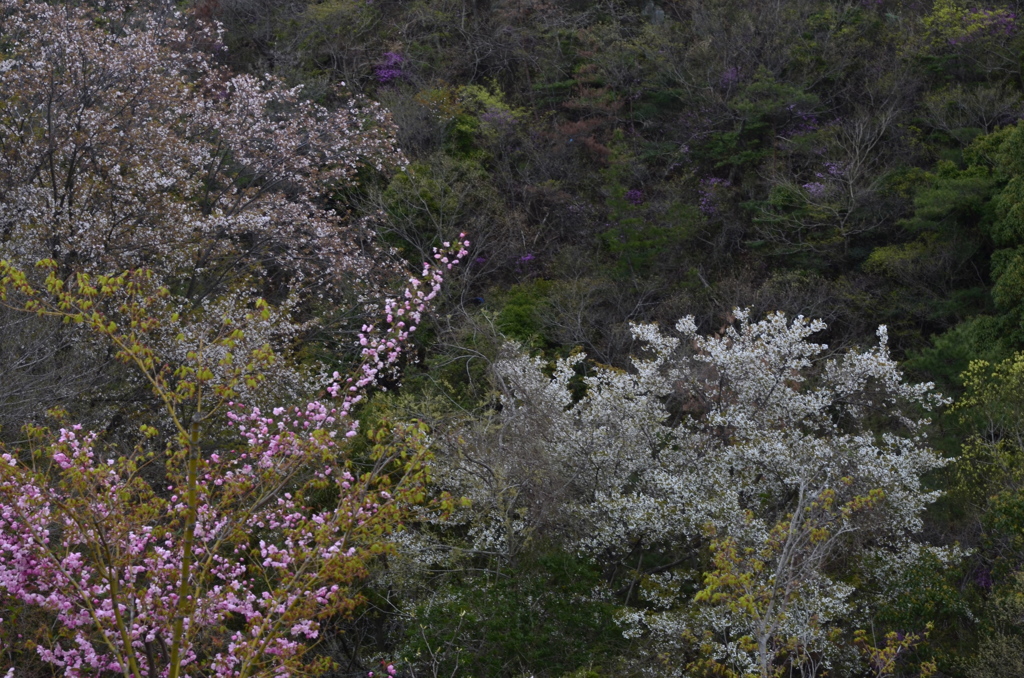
4, 0, 1024, 675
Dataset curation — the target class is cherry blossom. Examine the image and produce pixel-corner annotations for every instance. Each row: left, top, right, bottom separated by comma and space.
458, 310, 953, 674
0, 0, 403, 300
0, 240, 468, 677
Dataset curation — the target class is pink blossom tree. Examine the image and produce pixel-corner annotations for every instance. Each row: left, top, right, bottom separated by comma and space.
0, 236, 468, 677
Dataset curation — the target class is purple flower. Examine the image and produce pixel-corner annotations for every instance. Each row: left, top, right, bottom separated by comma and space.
802, 182, 827, 199
625, 189, 644, 205
943, 8, 1017, 46
480, 107, 517, 131
699, 177, 731, 216
785, 105, 819, 134
375, 68, 403, 83
824, 161, 845, 177
974, 567, 993, 590
374, 52, 404, 84
720, 66, 740, 88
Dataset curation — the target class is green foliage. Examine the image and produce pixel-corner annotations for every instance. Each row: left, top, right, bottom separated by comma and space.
921, 0, 1016, 50
952, 355, 1024, 562
968, 572, 1024, 678
900, 124, 1024, 369
907, 315, 1009, 389
399, 550, 628, 678
864, 159, 995, 353
411, 83, 524, 159
494, 280, 553, 346
699, 70, 819, 175
380, 157, 492, 250
871, 552, 973, 668
853, 625, 938, 678
599, 139, 701, 278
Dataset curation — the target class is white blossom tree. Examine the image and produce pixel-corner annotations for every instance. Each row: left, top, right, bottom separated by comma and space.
0, 0, 411, 421
0, 0, 402, 296
447, 310, 952, 676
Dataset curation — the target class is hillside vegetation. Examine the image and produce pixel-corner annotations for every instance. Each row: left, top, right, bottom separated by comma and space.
2, 0, 1024, 676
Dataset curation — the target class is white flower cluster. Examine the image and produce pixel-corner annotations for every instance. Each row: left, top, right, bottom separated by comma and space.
473, 310, 951, 674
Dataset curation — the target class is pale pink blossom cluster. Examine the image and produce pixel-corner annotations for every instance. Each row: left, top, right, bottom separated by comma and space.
0, 0, 403, 299
0, 421, 366, 676
0, 240, 467, 677
232, 237, 468, 439
0, 0, 423, 409
346, 238, 469, 397
368, 661, 398, 678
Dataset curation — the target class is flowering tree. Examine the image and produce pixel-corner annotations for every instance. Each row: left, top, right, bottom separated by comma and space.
473, 310, 951, 675
0, 238, 467, 677
0, 0, 419, 430
0, 0, 401, 298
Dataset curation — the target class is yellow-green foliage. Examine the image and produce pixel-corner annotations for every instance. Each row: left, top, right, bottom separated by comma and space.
953, 355, 1024, 503
969, 573, 1024, 678
412, 83, 524, 157
922, 0, 1016, 48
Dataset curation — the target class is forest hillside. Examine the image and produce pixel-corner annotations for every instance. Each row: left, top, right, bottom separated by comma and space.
1, 0, 1024, 676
